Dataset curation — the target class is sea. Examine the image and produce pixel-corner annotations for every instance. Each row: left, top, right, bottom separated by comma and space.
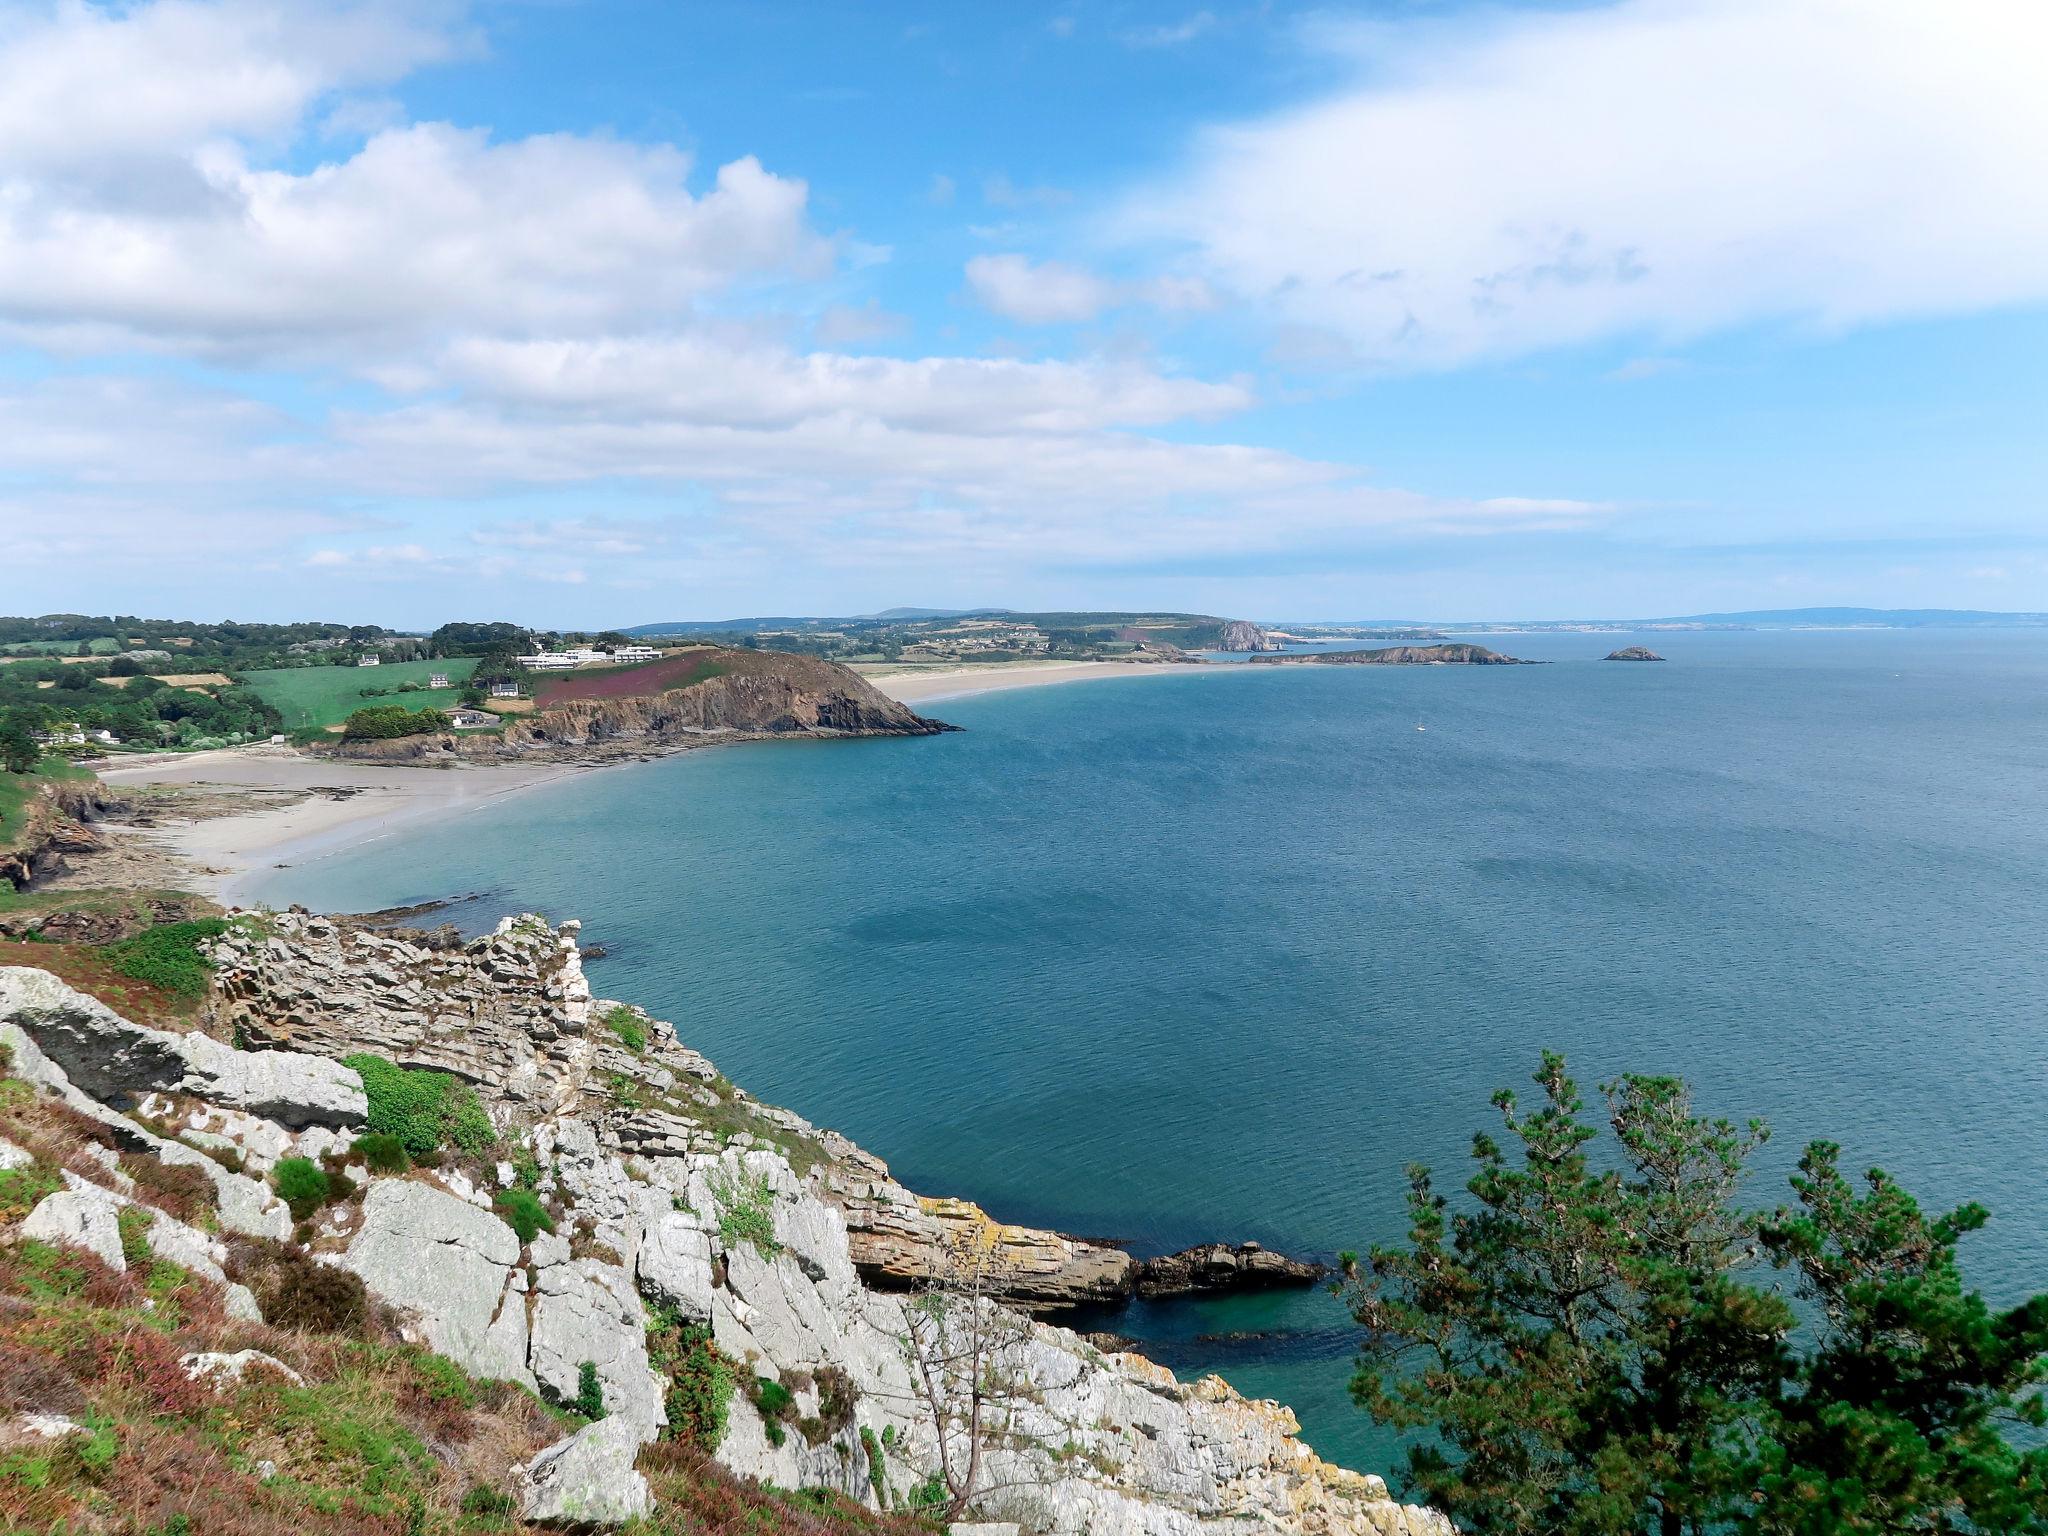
246, 628, 2048, 1474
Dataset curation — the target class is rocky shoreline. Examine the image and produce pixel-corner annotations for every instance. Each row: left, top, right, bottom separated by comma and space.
0, 911, 1446, 1533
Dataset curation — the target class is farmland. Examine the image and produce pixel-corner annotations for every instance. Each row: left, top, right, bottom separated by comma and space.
532, 649, 725, 705
242, 657, 478, 731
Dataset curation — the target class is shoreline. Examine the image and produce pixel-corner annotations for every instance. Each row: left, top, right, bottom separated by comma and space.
80, 660, 1203, 906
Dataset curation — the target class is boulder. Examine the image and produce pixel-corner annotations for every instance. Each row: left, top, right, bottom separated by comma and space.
181, 1350, 303, 1389
520, 1416, 655, 1527
20, 1187, 126, 1270
0, 967, 364, 1128
340, 1180, 532, 1386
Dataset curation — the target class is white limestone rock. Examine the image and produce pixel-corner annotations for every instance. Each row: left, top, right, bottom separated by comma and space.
527, 1257, 664, 1433
520, 1415, 654, 1527
635, 1212, 715, 1323
182, 1349, 303, 1389
340, 1180, 533, 1386
21, 1186, 126, 1270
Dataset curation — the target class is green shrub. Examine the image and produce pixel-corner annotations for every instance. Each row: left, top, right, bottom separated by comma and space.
101, 919, 230, 999
647, 1307, 734, 1451
353, 1132, 411, 1175
861, 1425, 890, 1508
749, 1374, 795, 1447
460, 1485, 516, 1517
344, 1054, 497, 1158
272, 1156, 331, 1221
574, 1360, 606, 1421
340, 705, 452, 740
713, 1171, 781, 1259
493, 1188, 553, 1245
603, 1005, 648, 1054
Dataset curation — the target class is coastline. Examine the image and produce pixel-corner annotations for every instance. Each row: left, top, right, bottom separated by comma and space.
78, 660, 1202, 906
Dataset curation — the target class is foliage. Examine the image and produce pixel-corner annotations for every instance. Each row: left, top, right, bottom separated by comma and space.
338, 705, 450, 741
713, 1171, 782, 1259
647, 1305, 735, 1452
1341, 1052, 2048, 1535
271, 1157, 332, 1222
350, 1132, 410, 1175
0, 1162, 63, 1223
861, 1424, 891, 1507
492, 1188, 553, 1245
573, 1359, 607, 1421
750, 1373, 796, 1446
604, 1004, 649, 1054
242, 1243, 371, 1335
342, 1054, 496, 1158
0, 724, 35, 775
101, 919, 231, 1000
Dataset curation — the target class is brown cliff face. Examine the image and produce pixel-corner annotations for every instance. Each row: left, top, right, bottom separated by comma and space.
327, 649, 953, 763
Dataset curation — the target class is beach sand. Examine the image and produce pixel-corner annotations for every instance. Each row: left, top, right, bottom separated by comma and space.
74, 661, 1207, 905
92, 748, 590, 908
859, 659, 1207, 703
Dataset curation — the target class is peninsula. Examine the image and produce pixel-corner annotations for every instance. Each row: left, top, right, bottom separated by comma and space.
1247, 642, 1533, 666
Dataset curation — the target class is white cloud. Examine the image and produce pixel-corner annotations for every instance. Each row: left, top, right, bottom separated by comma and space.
1119, 11, 1216, 49
0, 127, 828, 359
813, 301, 910, 346
965, 254, 1121, 324
1129, 0, 2048, 368
965, 255, 1215, 325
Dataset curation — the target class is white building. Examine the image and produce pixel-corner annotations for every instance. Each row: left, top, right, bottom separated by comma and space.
34, 725, 86, 746
489, 681, 521, 698
356, 655, 380, 668
429, 673, 450, 689
448, 708, 496, 729
516, 650, 602, 670
608, 645, 659, 663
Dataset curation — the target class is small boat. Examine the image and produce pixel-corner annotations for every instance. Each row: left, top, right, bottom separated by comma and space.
1415, 724, 1426, 732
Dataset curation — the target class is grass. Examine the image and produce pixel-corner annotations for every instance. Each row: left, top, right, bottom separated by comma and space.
240, 658, 479, 732
343, 1054, 497, 1159
0, 756, 95, 855
713, 1172, 782, 1260
101, 918, 236, 1000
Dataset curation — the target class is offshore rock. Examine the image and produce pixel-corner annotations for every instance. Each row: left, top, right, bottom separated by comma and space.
1136, 1240, 1328, 1298
1249, 642, 1533, 666
1605, 645, 1666, 661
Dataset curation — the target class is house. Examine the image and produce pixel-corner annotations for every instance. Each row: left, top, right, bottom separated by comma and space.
356, 655, 380, 668
34, 725, 86, 747
88, 728, 119, 745
489, 681, 520, 699
448, 708, 497, 729
516, 651, 580, 670
429, 673, 450, 689
608, 645, 659, 663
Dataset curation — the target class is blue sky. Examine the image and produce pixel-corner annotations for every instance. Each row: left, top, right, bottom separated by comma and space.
3, 0, 2044, 625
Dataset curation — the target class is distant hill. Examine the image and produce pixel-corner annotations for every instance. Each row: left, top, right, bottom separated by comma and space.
1657, 607, 2048, 628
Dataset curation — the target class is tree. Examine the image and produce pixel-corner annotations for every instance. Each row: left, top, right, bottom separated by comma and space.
0, 722, 37, 774
1342, 1054, 2048, 1535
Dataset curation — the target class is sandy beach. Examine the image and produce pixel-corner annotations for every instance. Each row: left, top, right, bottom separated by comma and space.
858, 658, 1208, 703
91, 747, 592, 908
73, 660, 1206, 906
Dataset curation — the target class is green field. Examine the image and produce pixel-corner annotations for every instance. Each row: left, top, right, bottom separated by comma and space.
241, 658, 479, 731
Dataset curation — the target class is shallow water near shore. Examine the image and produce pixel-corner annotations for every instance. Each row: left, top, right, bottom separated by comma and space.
248, 628, 2048, 1473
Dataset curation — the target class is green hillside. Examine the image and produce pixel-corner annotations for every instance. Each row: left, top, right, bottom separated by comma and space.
242, 658, 478, 731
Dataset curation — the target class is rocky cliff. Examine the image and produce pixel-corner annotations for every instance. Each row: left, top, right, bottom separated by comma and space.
0, 779, 118, 891
330, 650, 952, 765
1214, 620, 1279, 653
1248, 643, 1531, 666
0, 915, 1447, 1534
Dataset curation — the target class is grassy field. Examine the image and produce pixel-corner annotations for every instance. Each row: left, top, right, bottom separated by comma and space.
242, 657, 479, 731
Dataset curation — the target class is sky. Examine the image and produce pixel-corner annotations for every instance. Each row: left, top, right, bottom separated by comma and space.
2, 0, 2045, 627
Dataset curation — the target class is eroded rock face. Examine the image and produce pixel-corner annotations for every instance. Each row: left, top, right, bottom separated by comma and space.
521, 1416, 654, 1526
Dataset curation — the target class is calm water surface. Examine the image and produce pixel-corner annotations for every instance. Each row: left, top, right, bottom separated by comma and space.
251, 630, 2048, 1470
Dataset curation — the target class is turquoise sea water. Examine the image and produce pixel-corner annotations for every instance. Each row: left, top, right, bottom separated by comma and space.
250, 630, 2048, 1472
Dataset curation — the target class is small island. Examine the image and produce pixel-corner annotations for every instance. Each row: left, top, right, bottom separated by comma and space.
1604, 646, 1666, 661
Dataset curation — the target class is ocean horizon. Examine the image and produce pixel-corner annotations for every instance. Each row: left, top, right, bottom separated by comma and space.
248, 627, 2048, 1470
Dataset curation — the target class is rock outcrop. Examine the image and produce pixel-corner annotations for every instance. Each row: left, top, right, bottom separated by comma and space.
1215, 619, 1281, 652
326, 649, 953, 765
2, 927, 1450, 1535
1249, 643, 1533, 666
1136, 1241, 1327, 1299
1605, 646, 1666, 661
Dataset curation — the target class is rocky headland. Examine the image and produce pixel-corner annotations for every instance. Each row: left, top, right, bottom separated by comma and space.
1247, 643, 1533, 666
329, 649, 955, 767
0, 909, 1447, 1534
